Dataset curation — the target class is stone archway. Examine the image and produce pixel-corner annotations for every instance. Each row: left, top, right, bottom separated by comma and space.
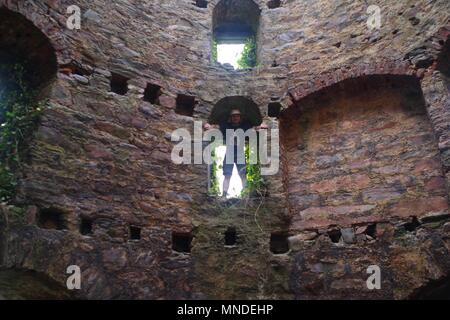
280, 74, 449, 230
0, 7, 57, 94
209, 96, 262, 126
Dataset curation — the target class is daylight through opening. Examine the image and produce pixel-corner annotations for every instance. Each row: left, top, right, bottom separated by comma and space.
212, 0, 260, 69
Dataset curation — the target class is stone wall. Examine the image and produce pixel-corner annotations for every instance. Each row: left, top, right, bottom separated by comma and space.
281, 75, 449, 231
0, 0, 449, 299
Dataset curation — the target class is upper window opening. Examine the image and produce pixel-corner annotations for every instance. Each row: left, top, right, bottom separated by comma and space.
80, 217, 93, 236
270, 233, 289, 254
129, 226, 142, 240
0, 8, 57, 202
224, 227, 237, 246
212, 0, 260, 69
267, 0, 281, 9
195, 0, 208, 8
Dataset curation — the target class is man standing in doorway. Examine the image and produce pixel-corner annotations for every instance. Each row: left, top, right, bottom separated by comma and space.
204, 109, 267, 198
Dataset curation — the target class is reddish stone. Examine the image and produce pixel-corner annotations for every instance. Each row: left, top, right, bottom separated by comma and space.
413, 158, 442, 174
310, 174, 371, 193
159, 94, 176, 109
425, 176, 447, 193
389, 197, 449, 218
84, 144, 114, 160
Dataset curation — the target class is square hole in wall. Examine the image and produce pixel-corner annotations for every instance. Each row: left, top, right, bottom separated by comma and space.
267, 0, 281, 9
172, 232, 193, 253
328, 229, 342, 243
80, 217, 93, 236
175, 94, 196, 117
144, 83, 162, 104
129, 226, 141, 240
270, 233, 289, 254
224, 227, 237, 246
195, 0, 208, 8
268, 102, 282, 118
110, 73, 129, 95
38, 208, 66, 230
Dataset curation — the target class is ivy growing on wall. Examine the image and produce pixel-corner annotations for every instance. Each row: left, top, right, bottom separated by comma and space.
237, 38, 257, 69
242, 143, 266, 197
0, 64, 47, 202
212, 40, 218, 63
209, 149, 221, 196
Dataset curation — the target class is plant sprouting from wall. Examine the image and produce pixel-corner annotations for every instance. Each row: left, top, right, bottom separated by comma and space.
209, 148, 221, 196
212, 40, 218, 63
242, 143, 266, 197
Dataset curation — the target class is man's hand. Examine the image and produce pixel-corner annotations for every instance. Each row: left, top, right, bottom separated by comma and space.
204, 123, 219, 130
255, 123, 269, 131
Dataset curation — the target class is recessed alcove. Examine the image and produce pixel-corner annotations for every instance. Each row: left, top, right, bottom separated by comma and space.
80, 217, 93, 236
144, 83, 162, 104
175, 94, 196, 117
110, 73, 129, 95
37, 208, 67, 230
172, 232, 193, 253
270, 233, 289, 254
281, 75, 449, 231
224, 227, 237, 246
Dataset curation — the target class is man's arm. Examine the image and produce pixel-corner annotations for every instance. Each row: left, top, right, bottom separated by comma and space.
204, 123, 220, 130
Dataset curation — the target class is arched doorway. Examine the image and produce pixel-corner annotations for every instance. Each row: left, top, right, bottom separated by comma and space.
0, 7, 57, 201
208, 96, 263, 198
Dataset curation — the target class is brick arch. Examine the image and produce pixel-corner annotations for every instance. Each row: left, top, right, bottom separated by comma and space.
288, 59, 415, 104
0, 7, 58, 92
209, 96, 262, 126
0, 2, 72, 65
280, 73, 449, 231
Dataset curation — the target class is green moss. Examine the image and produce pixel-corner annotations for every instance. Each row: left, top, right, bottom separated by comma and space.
212, 40, 218, 63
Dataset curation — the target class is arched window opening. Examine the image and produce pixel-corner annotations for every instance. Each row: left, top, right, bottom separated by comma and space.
212, 0, 260, 69
207, 96, 263, 198
0, 8, 57, 202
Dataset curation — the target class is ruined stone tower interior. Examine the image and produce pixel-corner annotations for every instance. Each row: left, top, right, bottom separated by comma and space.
0, 0, 449, 300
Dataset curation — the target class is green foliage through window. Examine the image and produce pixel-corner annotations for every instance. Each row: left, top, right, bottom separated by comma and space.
237, 38, 257, 69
